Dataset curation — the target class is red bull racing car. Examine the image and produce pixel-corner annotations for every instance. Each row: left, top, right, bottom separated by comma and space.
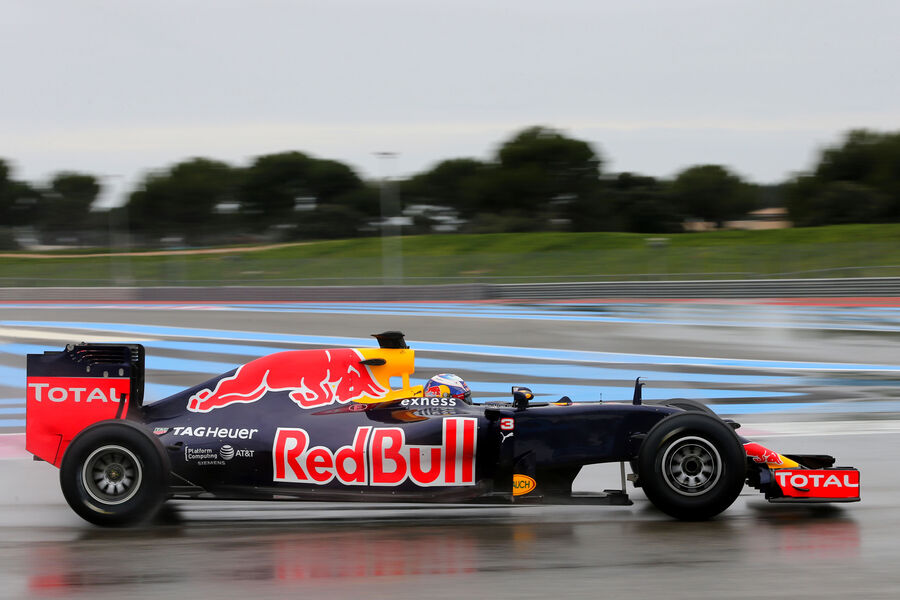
25, 332, 860, 526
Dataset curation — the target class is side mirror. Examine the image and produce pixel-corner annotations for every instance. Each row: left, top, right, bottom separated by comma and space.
632, 377, 645, 405
512, 386, 533, 411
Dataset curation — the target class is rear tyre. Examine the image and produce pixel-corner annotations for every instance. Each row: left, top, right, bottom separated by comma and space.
60, 421, 168, 526
637, 413, 745, 521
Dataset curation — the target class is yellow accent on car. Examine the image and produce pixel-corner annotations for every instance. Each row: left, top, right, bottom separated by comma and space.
353, 348, 418, 404
768, 454, 801, 469
513, 474, 537, 496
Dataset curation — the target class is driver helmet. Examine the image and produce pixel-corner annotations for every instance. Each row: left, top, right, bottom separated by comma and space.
424, 373, 472, 404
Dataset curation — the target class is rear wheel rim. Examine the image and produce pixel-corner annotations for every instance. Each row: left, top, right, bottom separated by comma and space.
661, 436, 722, 496
82, 445, 143, 505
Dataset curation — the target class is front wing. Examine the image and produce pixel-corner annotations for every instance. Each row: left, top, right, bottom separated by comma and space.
765, 468, 860, 503
744, 443, 860, 503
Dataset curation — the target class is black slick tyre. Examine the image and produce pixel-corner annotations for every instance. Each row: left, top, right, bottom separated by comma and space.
631, 400, 717, 486
637, 413, 745, 521
60, 421, 169, 527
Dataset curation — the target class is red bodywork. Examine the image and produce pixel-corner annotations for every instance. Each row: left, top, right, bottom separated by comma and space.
26, 376, 131, 466
772, 469, 860, 501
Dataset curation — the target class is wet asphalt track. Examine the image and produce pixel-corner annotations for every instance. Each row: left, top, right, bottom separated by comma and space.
1, 301, 900, 599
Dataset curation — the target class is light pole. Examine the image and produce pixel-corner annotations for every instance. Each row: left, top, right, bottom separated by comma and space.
100, 174, 132, 286
374, 152, 402, 286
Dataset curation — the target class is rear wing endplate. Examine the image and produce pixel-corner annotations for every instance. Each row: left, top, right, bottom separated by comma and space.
26, 343, 145, 465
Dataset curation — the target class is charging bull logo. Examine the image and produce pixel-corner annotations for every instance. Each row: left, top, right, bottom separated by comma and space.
188, 349, 389, 413
743, 442, 796, 467
427, 384, 450, 397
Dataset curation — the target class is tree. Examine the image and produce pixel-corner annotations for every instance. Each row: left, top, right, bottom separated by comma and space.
787, 178, 886, 226
305, 159, 364, 202
795, 129, 900, 222
401, 158, 487, 217
239, 152, 314, 230
816, 130, 898, 185
0, 159, 15, 226
670, 165, 755, 227
40, 172, 101, 232
587, 173, 680, 233
294, 204, 369, 240
331, 184, 381, 219
127, 158, 240, 244
498, 126, 602, 174
458, 127, 604, 232
239, 152, 366, 233
785, 130, 900, 226
0, 159, 43, 229
491, 126, 602, 213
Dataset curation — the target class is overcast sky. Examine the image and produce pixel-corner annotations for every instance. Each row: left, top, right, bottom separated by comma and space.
3, 1, 898, 206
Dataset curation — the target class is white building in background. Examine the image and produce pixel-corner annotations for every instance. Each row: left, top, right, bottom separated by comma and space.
684, 207, 792, 232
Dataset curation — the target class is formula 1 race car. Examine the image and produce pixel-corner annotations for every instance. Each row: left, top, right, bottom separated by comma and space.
25, 332, 860, 526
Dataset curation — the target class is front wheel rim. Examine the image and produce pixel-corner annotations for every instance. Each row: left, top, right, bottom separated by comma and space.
661, 436, 722, 496
82, 445, 143, 505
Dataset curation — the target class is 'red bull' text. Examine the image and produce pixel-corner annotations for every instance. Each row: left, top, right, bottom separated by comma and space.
273, 418, 477, 487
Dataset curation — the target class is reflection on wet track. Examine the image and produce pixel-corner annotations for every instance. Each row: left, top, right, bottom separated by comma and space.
21, 513, 863, 592
6, 472, 885, 600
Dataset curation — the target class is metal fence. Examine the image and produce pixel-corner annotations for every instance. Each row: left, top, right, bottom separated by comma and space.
3, 277, 900, 302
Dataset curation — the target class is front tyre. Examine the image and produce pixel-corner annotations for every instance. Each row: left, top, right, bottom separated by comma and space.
637, 413, 745, 521
60, 421, 168, 526
661, 398, 718, 416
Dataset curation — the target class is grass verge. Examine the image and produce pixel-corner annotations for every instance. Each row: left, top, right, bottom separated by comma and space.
2, 224, 899, 286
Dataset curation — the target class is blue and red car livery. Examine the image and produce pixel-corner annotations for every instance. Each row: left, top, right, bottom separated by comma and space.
25, 332, 859, 526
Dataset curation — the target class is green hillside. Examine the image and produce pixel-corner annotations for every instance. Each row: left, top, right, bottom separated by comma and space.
2, 224, 900, 286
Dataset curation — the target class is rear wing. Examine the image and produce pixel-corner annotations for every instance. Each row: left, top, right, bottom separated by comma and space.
26, 344, 145, 466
